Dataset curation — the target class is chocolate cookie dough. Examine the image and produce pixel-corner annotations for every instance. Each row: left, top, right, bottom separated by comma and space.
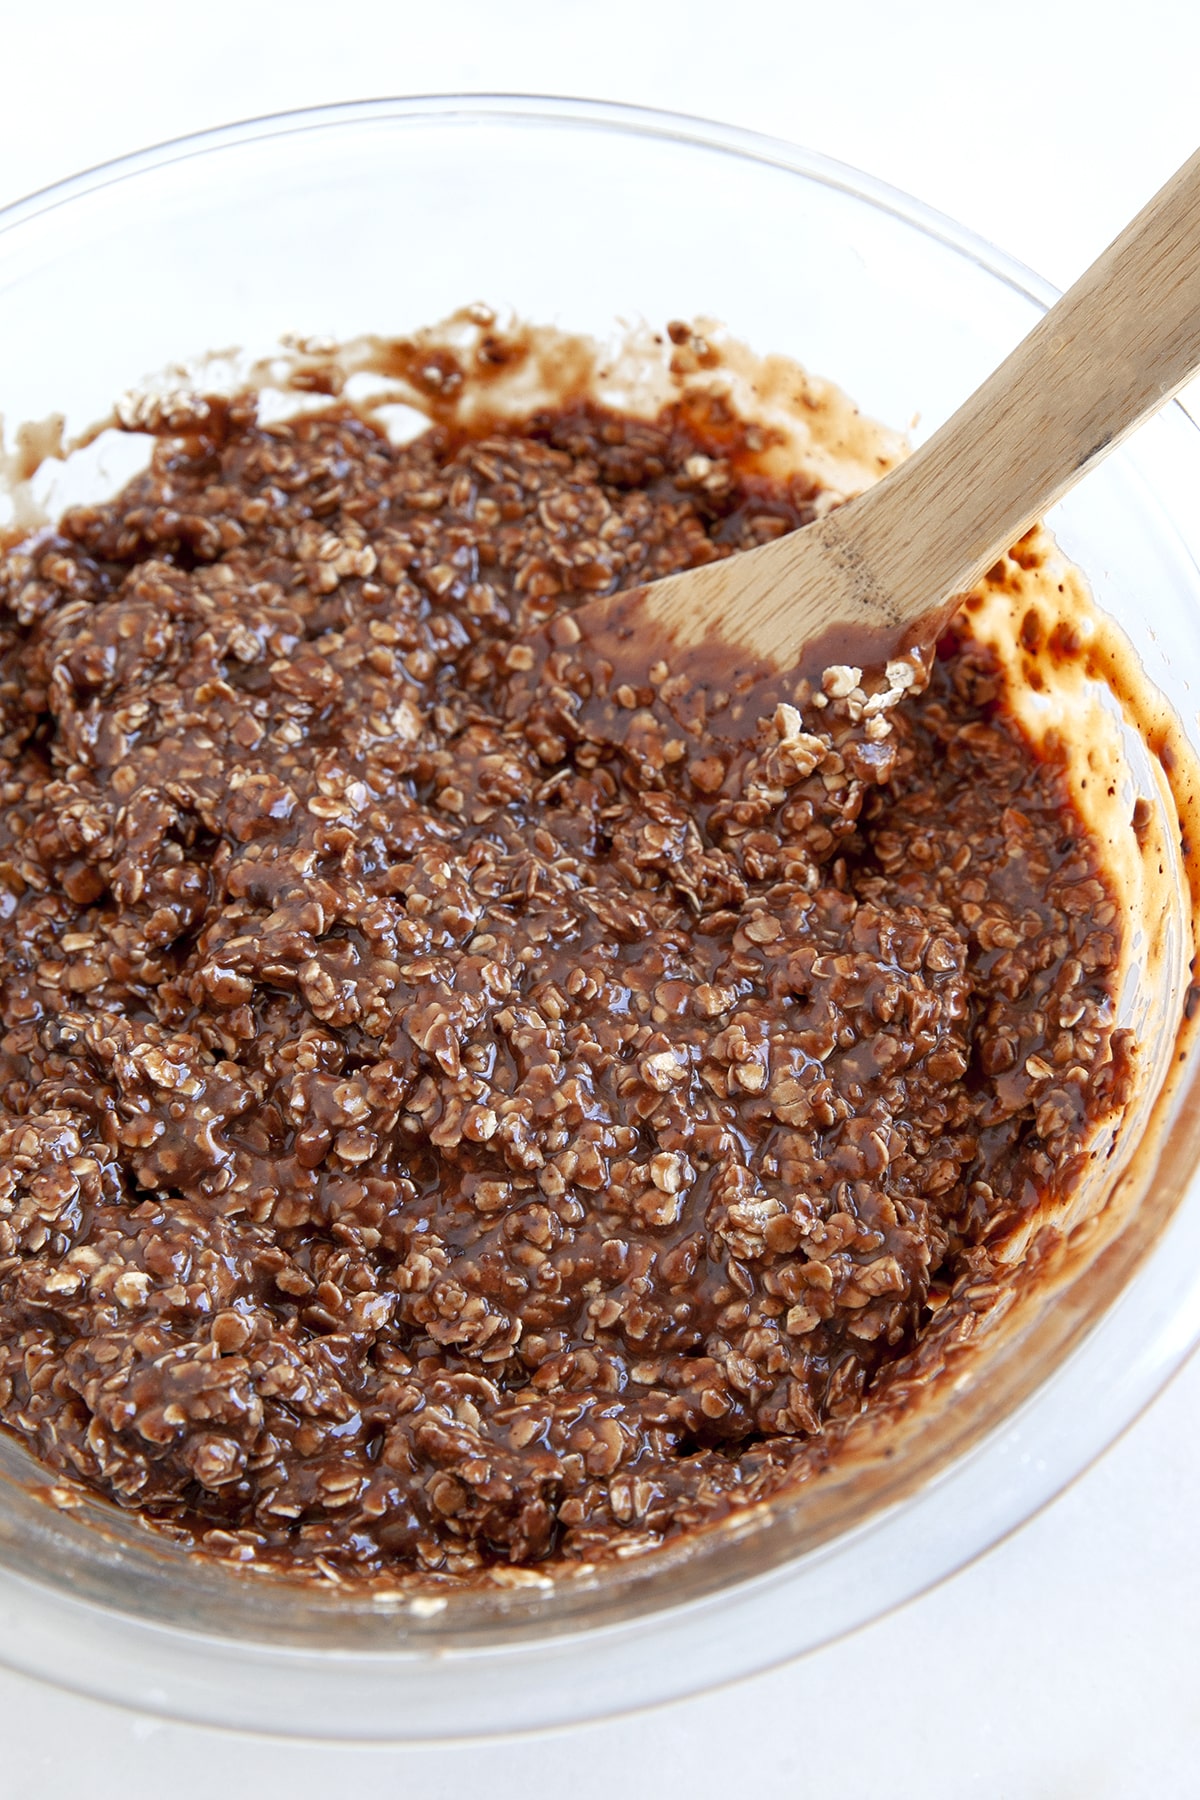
0, 379, 1128, 1579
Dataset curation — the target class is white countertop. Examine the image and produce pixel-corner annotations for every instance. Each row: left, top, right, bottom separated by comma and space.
2, 4, 1199, 1792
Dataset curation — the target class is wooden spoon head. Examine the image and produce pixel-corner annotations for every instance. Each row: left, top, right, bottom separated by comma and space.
563, 501, 957, 696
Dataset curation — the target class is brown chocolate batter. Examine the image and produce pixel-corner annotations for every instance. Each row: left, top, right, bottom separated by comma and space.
0, 383, 1127, 1579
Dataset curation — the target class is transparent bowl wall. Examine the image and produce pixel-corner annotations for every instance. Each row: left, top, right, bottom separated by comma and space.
2, 97, 1200, 1741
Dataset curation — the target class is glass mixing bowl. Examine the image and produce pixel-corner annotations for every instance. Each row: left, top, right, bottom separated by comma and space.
2, 95, 1200, 1741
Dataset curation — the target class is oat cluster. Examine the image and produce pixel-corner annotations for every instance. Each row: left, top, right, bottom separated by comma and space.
0, 390, 1125, 1578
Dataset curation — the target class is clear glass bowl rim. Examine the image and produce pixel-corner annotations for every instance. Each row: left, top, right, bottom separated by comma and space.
0, 90, 1063, 305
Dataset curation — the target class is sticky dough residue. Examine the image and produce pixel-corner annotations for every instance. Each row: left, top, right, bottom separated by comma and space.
1, 308, 908, 542
954, 530, 1191, 1248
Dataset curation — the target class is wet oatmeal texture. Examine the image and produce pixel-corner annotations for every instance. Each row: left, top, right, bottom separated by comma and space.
0, 342, 1128, 1580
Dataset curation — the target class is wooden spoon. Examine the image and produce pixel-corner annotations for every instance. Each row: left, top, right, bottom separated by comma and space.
584, 145, 1200, 688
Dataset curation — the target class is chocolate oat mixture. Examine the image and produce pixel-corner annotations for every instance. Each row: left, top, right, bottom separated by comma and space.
0, 383, 1127, 1578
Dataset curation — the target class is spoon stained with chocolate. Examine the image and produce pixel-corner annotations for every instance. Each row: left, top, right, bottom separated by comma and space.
581, 145, 1200, 689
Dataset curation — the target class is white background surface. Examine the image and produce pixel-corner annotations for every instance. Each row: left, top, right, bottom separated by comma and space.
2, 3, 1200, 1793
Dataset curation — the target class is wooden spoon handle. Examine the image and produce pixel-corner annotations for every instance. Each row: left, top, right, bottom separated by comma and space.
833, 141, 1200, 634
631, 144, 1200, 678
